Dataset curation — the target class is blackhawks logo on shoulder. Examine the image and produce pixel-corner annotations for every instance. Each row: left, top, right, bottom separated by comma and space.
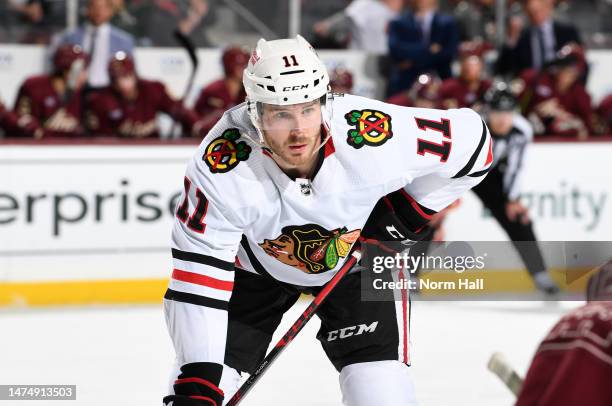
203, 128, 251, 173
345, 109, 393, 149
259, 224, 361, 274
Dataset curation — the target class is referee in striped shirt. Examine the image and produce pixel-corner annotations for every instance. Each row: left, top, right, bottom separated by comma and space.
474, 84, 559, 295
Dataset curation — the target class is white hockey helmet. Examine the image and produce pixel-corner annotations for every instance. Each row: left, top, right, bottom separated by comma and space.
243, 35, 330, 140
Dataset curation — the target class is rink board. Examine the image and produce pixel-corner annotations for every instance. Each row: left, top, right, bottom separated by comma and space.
1, 142, 611, 306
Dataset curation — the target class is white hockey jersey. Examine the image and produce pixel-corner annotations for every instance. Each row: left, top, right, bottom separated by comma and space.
164, 93, 492, 367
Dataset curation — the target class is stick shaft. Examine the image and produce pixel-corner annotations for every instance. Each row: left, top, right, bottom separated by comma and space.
169, 30, 198, 137
226, 251, 361, 406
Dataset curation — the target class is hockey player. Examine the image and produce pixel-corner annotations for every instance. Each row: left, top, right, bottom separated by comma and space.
163, 35, 493, 406
13, 44, 89, 138
386, 73, 442, 109
518, 44, 594, 140
85, 52, 201, 138
516, 259, 612, 405
194, 47, 249, 135
0, 98, 23, 137
474, 85, 559, 294
438, 52, 491, 110
595, 93, 612, 135
329, 67, 354, 94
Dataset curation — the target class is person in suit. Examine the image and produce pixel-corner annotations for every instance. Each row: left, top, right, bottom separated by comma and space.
387, 0, 460, 97
57, 0, 134, 88
496, 0, 582, 77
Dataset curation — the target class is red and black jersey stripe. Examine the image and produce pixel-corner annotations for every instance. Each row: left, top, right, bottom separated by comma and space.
385, 189, 437, 231
171, 248, 235, 271
452, 119, 491, 179
165, 248, 235, 309
164, 288, 229, 311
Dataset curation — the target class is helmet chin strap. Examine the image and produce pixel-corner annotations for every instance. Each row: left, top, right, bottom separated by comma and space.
310, 101, 332, 158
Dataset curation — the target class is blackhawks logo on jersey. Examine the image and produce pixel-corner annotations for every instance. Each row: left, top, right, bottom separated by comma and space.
203, 128, 251, 173
345, 109, 393, 149
259, 224, 361, 274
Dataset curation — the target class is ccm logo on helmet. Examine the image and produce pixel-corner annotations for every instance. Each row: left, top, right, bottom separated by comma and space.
326, 321, 379, 342
282, 84, 309, 91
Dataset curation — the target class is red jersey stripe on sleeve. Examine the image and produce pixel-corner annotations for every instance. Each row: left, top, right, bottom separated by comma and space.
172, 268, 234, 291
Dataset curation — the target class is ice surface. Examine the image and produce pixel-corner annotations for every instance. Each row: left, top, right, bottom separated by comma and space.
0, 300, 581, 405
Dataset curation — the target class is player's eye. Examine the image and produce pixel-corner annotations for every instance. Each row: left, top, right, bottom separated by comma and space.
274, 111, 292, 120
302, 107, 315, 115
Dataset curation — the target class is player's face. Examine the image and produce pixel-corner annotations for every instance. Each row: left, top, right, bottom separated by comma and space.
488, 111, 514, 135
260, 100, 323, 170
461, 57, 482, 82
229, 66, 243, 80
556, 66, 580, 90
114, 74, 137, 99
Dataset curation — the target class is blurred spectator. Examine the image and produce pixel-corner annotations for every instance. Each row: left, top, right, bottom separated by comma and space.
85, 52, 200, 138
130, 0, 215, 47
387, 0, 459, 96
452, 0, 496, 44
452, 0, 523, 48
475, 84, 559, 294
109, 0, 138, 38
438, 50, 491, 110
496, 0, 582, 77
0, 2, 16, 42
329, 67, 354, 94
297, 0, 349, 49
12, 44, 89, 139
193, 46, 249, 135
313, 0, 403, 53
386, 73, 442, 108
57, 0, 135, 88
518, 44, 594, 139
595, 93, 612, 135
16, 0, 67, 44
516, 259, 612, 405
1, 1, 71, 44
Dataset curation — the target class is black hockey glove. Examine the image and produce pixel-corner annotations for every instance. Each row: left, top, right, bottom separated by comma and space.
361, 190, 434, 253
163, 363, 224, 406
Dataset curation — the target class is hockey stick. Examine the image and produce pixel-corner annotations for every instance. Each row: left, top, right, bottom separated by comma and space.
169, 29, 199, 137
487, 352, 524, 397
226, 250, 362, 406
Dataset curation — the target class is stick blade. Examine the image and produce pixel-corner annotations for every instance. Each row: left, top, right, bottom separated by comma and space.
487, 352, 524, 397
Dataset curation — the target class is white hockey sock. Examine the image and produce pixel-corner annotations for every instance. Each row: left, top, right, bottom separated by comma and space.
339, 360, 418, 406
219, 365, 241, 405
